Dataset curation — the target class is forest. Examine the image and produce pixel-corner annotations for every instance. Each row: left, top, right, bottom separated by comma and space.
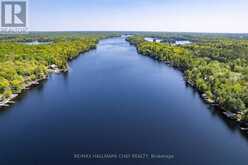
2, 32, 248, 122
0, 32, 119, 106
127, 35, 248, 122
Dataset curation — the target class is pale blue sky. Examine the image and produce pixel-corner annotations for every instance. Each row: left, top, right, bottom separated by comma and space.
29, 0, 248, 33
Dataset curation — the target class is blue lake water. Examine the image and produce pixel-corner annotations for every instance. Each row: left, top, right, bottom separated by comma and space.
0, 37, 248, 165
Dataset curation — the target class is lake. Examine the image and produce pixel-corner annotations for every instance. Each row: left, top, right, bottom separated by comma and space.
0, 37, 248, 165
144, 37, 162, 43
144, 37, 192, 45
22, 41, 52, 45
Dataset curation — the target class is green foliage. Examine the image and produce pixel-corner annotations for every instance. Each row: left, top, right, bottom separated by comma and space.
128, 35, 248, 121
0, 35, 100, 100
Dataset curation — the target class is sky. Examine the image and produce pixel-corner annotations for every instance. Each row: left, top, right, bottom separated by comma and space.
29, 0, 248, 33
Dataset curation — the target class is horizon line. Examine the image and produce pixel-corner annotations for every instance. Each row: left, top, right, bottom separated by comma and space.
28, 30, 248, 35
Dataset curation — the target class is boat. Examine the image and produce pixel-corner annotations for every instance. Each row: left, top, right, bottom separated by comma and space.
8, 101, 15, 104
222, 111, 237, 120
0, 103, 9, 108
240, 122, 248, 131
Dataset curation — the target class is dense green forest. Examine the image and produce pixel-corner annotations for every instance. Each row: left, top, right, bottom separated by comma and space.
2, 32, 248, 122
127, 35, 248, 122
0, 32, 119, 105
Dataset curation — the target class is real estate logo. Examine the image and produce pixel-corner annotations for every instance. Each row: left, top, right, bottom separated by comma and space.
1, 0, 28, 34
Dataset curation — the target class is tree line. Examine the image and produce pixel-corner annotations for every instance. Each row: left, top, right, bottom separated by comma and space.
0, 36, 99, 102
127, 36, 248, 121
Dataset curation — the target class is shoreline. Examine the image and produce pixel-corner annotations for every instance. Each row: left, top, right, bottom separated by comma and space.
127, 39, 248, 134
0, 66, 66, 109
0, 46, 97, 110
185, 79, 241, 121
0, 35, 115, 110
